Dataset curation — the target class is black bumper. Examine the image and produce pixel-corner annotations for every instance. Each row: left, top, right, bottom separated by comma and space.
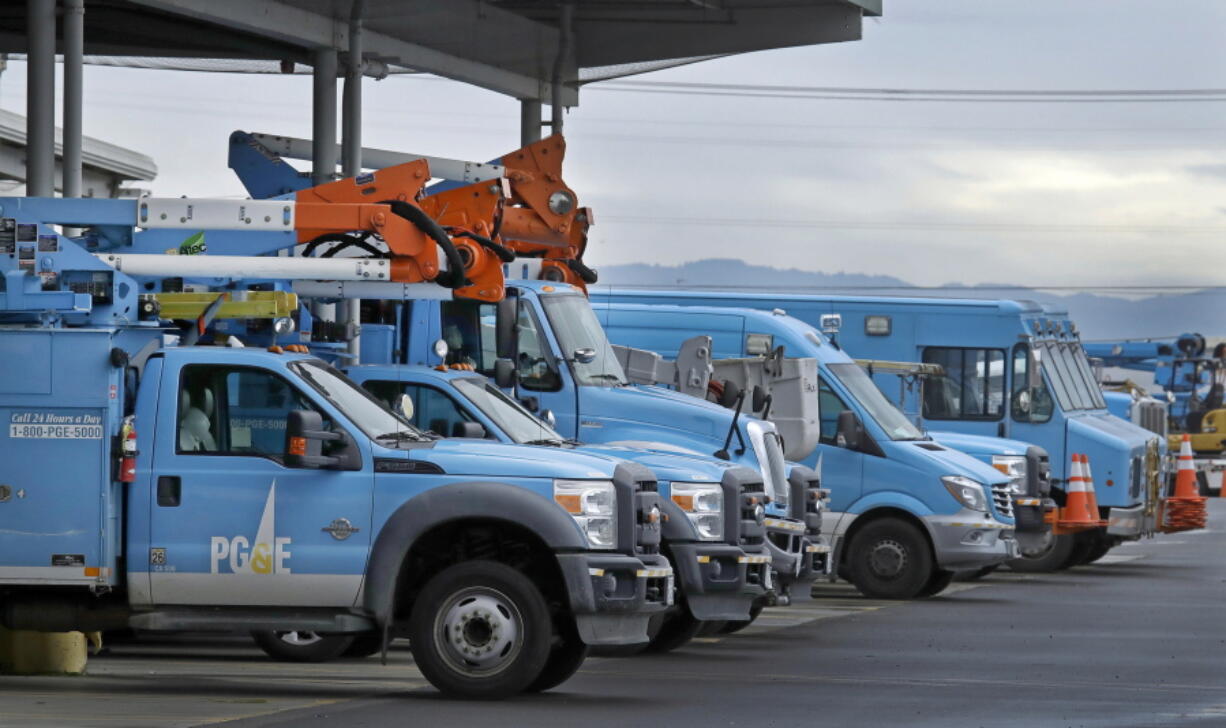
670, 542, 769, 622
557, 552, 673, 646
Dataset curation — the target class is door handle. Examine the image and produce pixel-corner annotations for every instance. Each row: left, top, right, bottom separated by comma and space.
157, 476, 181, 507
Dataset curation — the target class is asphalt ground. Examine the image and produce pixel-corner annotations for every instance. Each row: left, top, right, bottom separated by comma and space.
3, 499, 1225, 728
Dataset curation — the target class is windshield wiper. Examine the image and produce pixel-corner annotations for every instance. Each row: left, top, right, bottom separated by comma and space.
375, 430, 430, 443
522, 438, 565, 446
586, 373, 624, 383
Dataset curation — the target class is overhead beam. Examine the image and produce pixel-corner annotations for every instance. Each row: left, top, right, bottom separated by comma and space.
127, 0, 574, 104
573, 5, 865, 67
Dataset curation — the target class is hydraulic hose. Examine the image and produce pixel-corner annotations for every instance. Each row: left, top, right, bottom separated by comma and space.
378, 199, 468, 289
451, 230, 516, 263
565, 257, 598, 284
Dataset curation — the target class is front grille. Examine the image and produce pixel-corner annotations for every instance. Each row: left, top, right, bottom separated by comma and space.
768, 530, 803, 554
1134, 399, 1168, 438
991, 482, 1014, 519
738, 483, 767, 547
634, 480, 661, 556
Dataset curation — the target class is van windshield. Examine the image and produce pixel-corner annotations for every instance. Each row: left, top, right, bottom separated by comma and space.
452, 377, 568, 445
827, 363, 926, 441
539, 293, 628, 387
290, 361, 428, 443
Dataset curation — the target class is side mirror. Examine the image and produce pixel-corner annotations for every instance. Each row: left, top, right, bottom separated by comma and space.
494, 358, 517, 388
452, 421, 487, 439
572, 347, 596, 364
496, 296, 517, 359
719, 379, 741, 408
540, 409, 557, 428
395, 393, 415, 421
751, 385, 768, 412
835, 410, 863, 451
1029, 346, 1043, 389
285, 410, 342, 469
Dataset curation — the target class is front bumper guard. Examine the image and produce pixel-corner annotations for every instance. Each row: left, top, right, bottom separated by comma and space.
557, 552, 674, 646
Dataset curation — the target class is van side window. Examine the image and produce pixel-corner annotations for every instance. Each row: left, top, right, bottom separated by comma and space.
818, 377, 851, 446
514, 301, 562, 392
440, 300, 497, 371
361, 380, 477, 438
178, 365, 323, 460
921, 347, 1005, 421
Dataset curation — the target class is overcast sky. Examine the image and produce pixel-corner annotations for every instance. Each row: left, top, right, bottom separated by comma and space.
2, 0, 1224, 289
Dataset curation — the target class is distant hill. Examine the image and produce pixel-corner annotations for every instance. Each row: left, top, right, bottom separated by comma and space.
594, 258, 1224, 341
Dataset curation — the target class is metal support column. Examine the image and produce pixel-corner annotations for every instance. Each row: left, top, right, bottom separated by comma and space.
341, 0, 366, 177
340, 0, 366, 363
25, 0, 56, 196
520, 99, 542, 146
311, 48, 338, 186
62, 0, 85, 198
549, 2, 574, 135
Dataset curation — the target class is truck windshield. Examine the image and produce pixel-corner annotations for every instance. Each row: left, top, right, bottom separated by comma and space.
1068, 343, 1108, 409
827, 363, 926, 441
452, 377, 568, 444
539, 293, 628, 387
1040, 342, 1100, 411
290, 361, 428, 442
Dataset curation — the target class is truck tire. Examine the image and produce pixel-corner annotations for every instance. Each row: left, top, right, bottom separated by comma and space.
845, 518, 935, 600
408, 560, 553, 699
342, 630, 387, 659
954, 565, 998, 582
1079, 535, 1114, 565
1005, 532, 1076, 573
643, 609, 704, 654
717, 599, 766, 634
524, 618, 588, 693
250, 630, 355, 663
919, 569, 956, 596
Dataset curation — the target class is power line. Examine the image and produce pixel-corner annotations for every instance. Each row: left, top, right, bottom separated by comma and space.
592, 80, 1226, 103
599, 215, 1226, 235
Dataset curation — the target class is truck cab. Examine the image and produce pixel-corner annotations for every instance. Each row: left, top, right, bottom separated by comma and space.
347, 364, 782, 649
0, 329, 673, 698
595, 290, 1165, 570
591, 302, 1019, 599
356, 280, 821, 604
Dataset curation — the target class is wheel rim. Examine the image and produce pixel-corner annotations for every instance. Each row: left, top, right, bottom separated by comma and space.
276, 631, 323, 647
867, 539, 908, 579
433, 586, 523, 677
1020, 530, 1055, 560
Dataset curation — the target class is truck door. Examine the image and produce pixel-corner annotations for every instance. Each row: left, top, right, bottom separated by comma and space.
439, 297, 578, 437
148, 357, 373, 607
815, 376, 864, 515
1003, 342, 1063, 461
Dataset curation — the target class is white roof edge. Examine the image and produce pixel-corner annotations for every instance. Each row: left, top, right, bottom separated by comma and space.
0, 108, 157, 182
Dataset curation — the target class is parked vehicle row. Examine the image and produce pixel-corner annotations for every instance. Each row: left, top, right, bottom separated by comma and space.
0, 137, 1201, 699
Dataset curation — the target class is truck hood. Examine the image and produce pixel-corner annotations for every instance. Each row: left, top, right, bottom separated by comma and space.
575, 444, 733, 484
584, 383, 732, 443
404, 439, 622, 480
1065, 414, 1151, 507
892, 439, 1012, 487
930, 431, 1031, 459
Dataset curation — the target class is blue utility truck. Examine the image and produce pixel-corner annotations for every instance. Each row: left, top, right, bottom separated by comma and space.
350, 280, 824, 606
590, 302, 1020, 598
0, 195, 676, 699
347, 364, 782, 647
596, 290, 1165, 570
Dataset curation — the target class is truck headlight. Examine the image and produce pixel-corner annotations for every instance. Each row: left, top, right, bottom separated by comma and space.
941, 475, 988, 512
671, 482, 724, 541
554, 480, 617, 550
991, 455, 1028, 495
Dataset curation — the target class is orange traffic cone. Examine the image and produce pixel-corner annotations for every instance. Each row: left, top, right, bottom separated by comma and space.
1218, 468, 1226, 498
1162, 435, 1208, 532
1078, 454, 1108, 525
1172, 435, 1199, 499
1051, 453, 1107, 533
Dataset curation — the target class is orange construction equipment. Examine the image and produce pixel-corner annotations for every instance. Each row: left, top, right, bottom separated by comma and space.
294, 160, 508, 302
1046, 453, 1108, 535
1160, 435, 1208, 532
497, 136, 597, 292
